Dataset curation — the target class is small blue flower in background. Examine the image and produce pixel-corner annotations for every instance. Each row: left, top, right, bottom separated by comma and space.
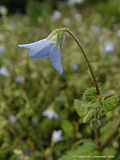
0, 5, 8, 17
18, 32, 64, 74
52, 10, 62, 21
15, 76, 25, 84
0, 46, 6, 55
100, 41, 115, 55
31, 116, 38, 124
71, 63, 80, 72
0, 67, 9, 77
42, 108, 59, 119
52, 130, 63, 143
9, 115, 16, 124
103, 41, 115, 54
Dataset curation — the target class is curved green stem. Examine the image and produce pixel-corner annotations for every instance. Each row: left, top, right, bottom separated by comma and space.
55, 28, 100, 95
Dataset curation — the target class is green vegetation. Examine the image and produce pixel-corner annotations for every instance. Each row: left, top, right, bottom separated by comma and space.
0, 0, 120, 159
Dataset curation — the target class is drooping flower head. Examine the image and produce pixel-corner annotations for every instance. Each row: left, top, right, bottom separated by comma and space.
18, 27, 101, 95
18, 30, 65, 74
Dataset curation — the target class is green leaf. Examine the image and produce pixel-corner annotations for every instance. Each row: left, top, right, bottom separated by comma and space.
102, 147, 116, 158
61, 120, 74, 138
59, 141, 101, 160
74, 100, 89, 119
82, 88, 97, 102
103, 95, 119, 112
83, 109, 95, 123
74, 100, 98, 123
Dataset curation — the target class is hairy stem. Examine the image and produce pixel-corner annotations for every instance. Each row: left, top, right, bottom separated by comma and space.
101, 118, 120, 149
95, 127, 102, 150
55, 28, 100, 95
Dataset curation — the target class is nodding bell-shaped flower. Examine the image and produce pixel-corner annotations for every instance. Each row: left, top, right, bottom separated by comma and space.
18, 30, 65, 74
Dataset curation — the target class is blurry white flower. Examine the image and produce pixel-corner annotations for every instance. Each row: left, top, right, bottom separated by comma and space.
68, 0, 84, 5
0, 6, 8, 16
9, 115, 16, 124
103, 41, 115, 54
0, 46, 6, 55
14, 149, 23, 156
42, 108, 59, 119
52, 10, 62, 21
0, 67, 9, 77
16, 76, 25, 84
32, 116, 38, 124
91, 25, 101, 33
63, 18, 71, 26
52, 130, 62, 143
10, 21, 17, 30
71, 64, 80, 72
74, 13, 82, 21
117, 30, 120, 37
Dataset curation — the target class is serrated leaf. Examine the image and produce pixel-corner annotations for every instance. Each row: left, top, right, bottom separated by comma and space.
59, 141, 101, 160
74, 100, 89, 118
103, 95, 119, 112
74, 100, 98, 123
82, 88, 97, 102
83, 109, 95, 123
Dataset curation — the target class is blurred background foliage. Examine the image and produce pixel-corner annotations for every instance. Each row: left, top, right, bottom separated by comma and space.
0, 0, 120, 160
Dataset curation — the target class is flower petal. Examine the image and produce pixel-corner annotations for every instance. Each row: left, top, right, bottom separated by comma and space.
18, 39, 52, 58
49, 46, 64, 74
18, 38, 64, 74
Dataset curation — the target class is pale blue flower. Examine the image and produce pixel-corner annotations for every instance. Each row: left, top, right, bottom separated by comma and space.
0, 46, 6, 55
52, 130, 63, 143
18, 38, 64, 74
52, 10, 62, 21
71, 63, 80, 72
42, 109, 59, 119
0, 67, 9, 77
103, 41, 115, 54
68, 0, 84, 5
